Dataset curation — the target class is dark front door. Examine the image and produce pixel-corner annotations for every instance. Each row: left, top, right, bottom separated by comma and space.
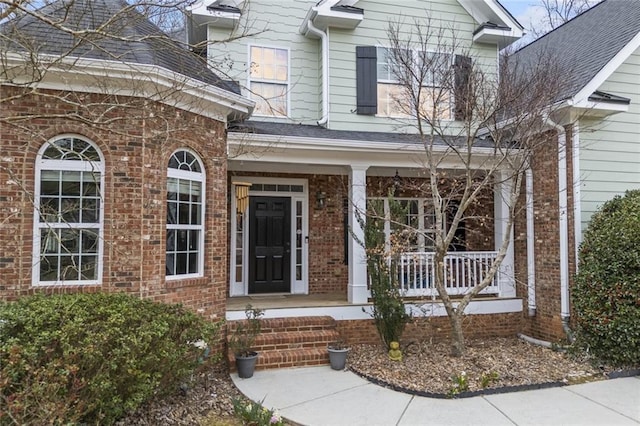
249, 196, 291, 293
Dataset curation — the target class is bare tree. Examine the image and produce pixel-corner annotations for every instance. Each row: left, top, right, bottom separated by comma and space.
530, 0, 600, 39
375, 17, 568, 356
0, 0, 259, 285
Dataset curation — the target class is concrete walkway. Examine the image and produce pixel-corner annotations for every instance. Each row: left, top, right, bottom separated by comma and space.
232, 366, 640, 426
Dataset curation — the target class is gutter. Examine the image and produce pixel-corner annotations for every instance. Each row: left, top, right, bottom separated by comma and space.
544, 116, 572, 338
304, 19, 329, 127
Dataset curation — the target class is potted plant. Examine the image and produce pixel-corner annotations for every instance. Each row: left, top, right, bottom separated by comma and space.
229, 304, 264, 378
327, 340, 350, 370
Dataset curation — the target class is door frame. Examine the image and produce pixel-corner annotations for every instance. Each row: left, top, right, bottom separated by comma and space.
230, 177, 308, 296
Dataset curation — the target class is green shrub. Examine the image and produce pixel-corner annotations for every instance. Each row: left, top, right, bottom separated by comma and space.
363, 197, 410, 348
0, 292, 220, 425
572, 189, 640, 367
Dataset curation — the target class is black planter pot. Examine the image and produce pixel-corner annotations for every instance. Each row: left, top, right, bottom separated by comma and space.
328, 347, 350, 370
235, 351, 259, 378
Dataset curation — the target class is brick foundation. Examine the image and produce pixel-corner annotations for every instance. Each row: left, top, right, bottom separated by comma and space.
337, 312, 523, 346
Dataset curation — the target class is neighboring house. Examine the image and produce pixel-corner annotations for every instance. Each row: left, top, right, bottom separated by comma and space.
511, 0, 640, 339
0, 0, 253, 321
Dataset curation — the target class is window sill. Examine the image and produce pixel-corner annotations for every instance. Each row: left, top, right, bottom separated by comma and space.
165, 275, 207, 290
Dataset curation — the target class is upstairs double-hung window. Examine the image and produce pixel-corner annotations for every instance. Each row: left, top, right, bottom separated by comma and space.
376, 47, 453, 120
249, 46, 289, 117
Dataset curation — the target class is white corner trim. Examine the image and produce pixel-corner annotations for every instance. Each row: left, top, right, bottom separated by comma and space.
572, 31, 640, 105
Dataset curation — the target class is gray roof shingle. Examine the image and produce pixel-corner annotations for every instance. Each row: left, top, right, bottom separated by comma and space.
511, 0, 640, 102
229, 120, 496, 148
0, 0, 240, 94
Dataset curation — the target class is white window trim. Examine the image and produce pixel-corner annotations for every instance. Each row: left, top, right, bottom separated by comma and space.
229, 177, 308, 296
375, 46, 454, 120
247, 43, 291, 118
369, 197, 439, 252
166, 149, 205, 280
32, 135, 105, 286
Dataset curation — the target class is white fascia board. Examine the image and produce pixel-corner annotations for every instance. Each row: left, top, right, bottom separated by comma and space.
457, 0, 524, 37
228, 132, 513, 170
3, 53, 254, 121
572, 31, 640, 105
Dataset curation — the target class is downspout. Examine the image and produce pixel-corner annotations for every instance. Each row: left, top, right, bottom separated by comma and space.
544, 117, 572, 339
526, 167, 536, 317
306, 20, 329, 126
572, 122, 582, 269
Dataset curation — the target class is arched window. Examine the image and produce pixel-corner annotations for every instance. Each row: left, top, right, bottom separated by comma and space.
33, 136, 104, 285
166, 150, 205, 278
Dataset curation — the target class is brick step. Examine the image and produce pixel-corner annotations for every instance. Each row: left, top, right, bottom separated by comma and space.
227, 315, 337, 334
252, 329, 340, 352
227, 315, 340, 371
229, 348, 330, 371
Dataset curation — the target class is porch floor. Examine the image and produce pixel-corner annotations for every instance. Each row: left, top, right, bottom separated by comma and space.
226, 292, 351, 311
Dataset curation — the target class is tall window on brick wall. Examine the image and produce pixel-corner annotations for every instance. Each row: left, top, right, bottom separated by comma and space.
166, 150, 205, 278
249, 45, 289, 117
368, 198, 438, 252
33, 136, 104, 285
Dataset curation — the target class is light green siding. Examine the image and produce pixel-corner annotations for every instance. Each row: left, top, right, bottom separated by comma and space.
207, 1, 321, 124
327, 0, 498, 133
204, 0, 498, 133
579, 46, 640, 228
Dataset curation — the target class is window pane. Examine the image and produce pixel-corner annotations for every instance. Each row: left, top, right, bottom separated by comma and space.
41, 229, 59, 253
191, 203, 201, 225
80, 256, 97, 280
188, 230, 199, 251
166, 229, 176, 251
252, 82, 287, 116
176, 253, 187, 274
41, 171, 60, 195
81, 198, 99, 223
61, 255, 78, 280
61, 171, 81, 195
188, 253, 198, 274
82, 230, 98, 253
178, 203, 190, 224
176, 230, 187, 251
60, 229, 79, 253
40, 255, 58, 280
40, 198, 59, 222
61, 198, 80, 223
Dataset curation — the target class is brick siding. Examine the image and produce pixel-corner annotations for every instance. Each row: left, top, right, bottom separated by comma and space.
0, 87, 228, 321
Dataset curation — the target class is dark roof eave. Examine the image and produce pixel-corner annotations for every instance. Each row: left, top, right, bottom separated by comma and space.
228, 120, 496, 148
588, 90, 631, 105
473, 22, 512, 36
330, 5, 364, 15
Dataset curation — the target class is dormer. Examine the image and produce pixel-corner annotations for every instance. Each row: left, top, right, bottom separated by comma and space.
457, 0, 525, 48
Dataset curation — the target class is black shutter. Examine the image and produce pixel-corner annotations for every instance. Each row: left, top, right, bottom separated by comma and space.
356, 46, 377, 115
454, 55, 472, 121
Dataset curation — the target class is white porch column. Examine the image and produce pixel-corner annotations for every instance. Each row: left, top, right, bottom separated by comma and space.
494, 171, 516, 298
348, 165, 369, 304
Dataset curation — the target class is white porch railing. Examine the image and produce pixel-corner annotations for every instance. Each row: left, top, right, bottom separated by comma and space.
396, 251, 500, 297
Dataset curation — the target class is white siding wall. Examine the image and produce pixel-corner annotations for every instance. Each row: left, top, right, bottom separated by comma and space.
327, 0, 498, 133
579, 46, 640, 228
